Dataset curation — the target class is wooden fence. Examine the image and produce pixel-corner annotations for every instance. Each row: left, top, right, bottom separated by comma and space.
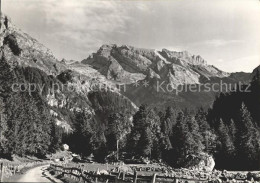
0, 161, 47, 182
50, 164, 213, 183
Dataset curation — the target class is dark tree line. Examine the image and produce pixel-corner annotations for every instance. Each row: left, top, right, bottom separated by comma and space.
0, 48, 259, 170
114, 102, 258, 170
82, 69, 260, 170
207, 69, 260, 170
0, 54, 60, 158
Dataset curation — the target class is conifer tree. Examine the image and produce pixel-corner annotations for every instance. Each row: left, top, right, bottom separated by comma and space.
195, 107, 210, 134
228, 119, 237, 142
215, 119, 235, 169
70, 110, 95, 157
218, 119, 235, 156
0, 98, 7, 155
127, 104, 149, 156
237, 103, 258, 168
162, 106, 176, 136
185, 114, 204, 153
106, 112, 132, 159
127, 105, 164, 159
147, 108, 163, 159
171, 112, 198, 165
0, 51, 15, 99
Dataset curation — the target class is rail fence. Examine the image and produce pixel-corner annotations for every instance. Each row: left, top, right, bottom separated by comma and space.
0, 161, 47, 182
49, 164, 215, 183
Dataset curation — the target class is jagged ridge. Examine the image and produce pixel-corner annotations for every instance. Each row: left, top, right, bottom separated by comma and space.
82, 44, 230, 87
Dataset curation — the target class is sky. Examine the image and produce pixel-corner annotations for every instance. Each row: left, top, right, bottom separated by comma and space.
3, 0, 260, 72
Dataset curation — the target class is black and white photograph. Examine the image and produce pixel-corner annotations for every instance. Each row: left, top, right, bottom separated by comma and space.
0, 0, 259, 182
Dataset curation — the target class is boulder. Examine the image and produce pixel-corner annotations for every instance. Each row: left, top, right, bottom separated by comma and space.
99, 170, 109, 175
183, 153, 215, 172
62, 144, 69, 151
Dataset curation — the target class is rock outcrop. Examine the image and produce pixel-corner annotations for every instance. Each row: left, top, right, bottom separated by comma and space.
80, 44, 251, 109
184, 153, 215, 172
0, 14, 66, 75
82, 44, 230, 87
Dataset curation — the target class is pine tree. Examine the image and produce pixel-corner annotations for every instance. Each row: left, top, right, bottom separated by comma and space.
250, 68, 260, 126
0, 98, 7, 155
162, 107, 176, 136
251, 126, 260, 169
218, 119, 235, 156
215, 119, 235, 169
133, 104, 149, 131
50, 121, 62, 152
171, 112, 195, 165
195, 107, 210, 134
236, 102, 258, 168
127, 105, 165, 159
0, 50, 15, 99
185, 114, 204, 153
228, 119, 237, 142
70, 110, 95, 157
106, 112, 132, 159
138, 127, 153, 157
127, 104, 149, 156
146, 108, 162, 159
195, 108, 211, 148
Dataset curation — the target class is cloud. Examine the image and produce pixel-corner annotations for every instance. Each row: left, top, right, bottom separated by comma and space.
33, 0, 136, 59
43, 0, 131, 35
217, 59, 224, 63
4, 0, 260, 72
136, 3, 150, 12
218, 55, 260, 72
203, 39, 243, 47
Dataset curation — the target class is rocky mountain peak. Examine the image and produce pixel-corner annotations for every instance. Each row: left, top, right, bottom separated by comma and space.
82, 44, 230, 86
97, 44, 117, 55
0, 13, 66, 75
1, 14, 13, 31
161, 49, 207, 66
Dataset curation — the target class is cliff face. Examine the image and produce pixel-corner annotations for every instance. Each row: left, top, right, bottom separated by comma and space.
82, 44, 231, 88
80, 44, 251, 109
0, 15, 66, 75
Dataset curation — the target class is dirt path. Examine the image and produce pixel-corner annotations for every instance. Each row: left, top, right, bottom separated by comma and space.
14, 165, 63, 183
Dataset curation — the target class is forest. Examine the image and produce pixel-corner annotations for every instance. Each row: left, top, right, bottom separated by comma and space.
0, 55, 260, 171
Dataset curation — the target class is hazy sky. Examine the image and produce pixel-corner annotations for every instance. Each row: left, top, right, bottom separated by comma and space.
3, 0, 260, 72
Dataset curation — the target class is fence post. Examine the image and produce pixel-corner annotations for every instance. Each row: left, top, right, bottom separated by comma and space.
0, 163, 4, 183
95, 168, 99, 183
55, 165, 58, 175
79, 168, 83, 182
174, 177, 178, 183
122, 172, 125, 180
70, 168, 73, 178
61, 165, 65, 177
133, 170, 138, 183
13, 165, 15, 175
117, 171, 121, 179
151, 173, 157, 183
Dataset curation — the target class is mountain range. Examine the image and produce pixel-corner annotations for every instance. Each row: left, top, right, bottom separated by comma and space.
0, 14, 256, 131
